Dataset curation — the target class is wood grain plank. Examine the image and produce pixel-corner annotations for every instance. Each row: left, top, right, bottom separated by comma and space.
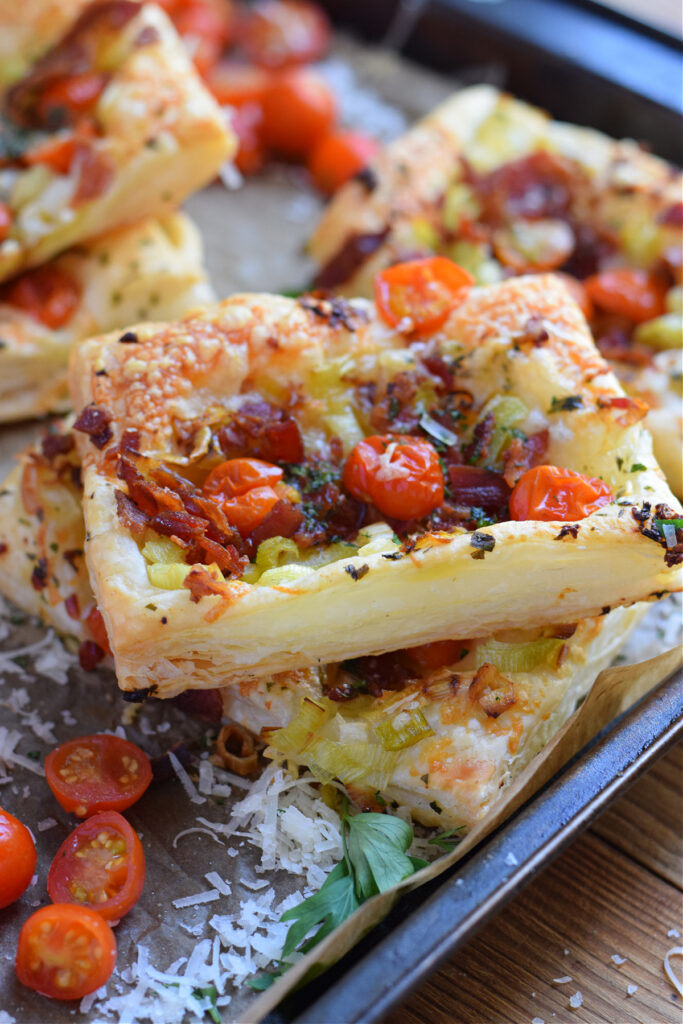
392, 830, 683, 1024
592, 742, 683, 888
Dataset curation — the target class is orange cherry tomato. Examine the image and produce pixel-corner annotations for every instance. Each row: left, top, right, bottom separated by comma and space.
407, 639, 469, 673
237, 0, 330, 69
22, 133, 77, 174
374, 258, 474, 336
16, 904, 116, 1000
583, 269, 668, 324
204, 457, 284, 497
0, 808, 36, 909
231, 103, 268, 174
45, 734, 152, 819
308, 130, 380, 194
174, 0, 236, 76
260, 69, 335, 159
39, 72, 108, 118
85, 606, 111, 655
343, 435, 444, 521
509, 465, 613, 522
0, 200, 12, 243
206, 61, 271, 107
6, 265, 81, 329
48, 811, 145, 922
218, 485, 281, 534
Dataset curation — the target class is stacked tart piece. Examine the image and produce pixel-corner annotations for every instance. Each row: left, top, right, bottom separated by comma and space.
0, 0, 235, 422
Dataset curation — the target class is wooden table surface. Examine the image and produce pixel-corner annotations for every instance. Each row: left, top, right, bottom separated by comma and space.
393, 741, 683, 1024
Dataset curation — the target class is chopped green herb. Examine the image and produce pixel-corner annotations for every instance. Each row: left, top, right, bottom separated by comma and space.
429, 800, 443, 815
630, 463, 647, 473
548, 395, 583, 413
428, 825, 465, 850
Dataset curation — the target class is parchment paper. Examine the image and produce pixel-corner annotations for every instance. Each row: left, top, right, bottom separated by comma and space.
0, 36, 680, 1024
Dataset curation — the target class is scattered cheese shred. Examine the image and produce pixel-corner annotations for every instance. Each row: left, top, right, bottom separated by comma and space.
611, 953, 627, 965
168, 750, 206, 805
172, 888, 221, 909
204, 871, 231, 896
553, 976, 572, 984
664, 947, 683, 997
626, 984, 638, 996
569, 991, 583, 1009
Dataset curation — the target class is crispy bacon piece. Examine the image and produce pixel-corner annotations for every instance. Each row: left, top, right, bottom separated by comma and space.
41, 432, 75, 460
369, 372, 421, 434
73, 404, 112, 449
183, 566, 229, 603
171, 689, 223, 722
463, 412, 495, 465
216, 401, 304, 464
598, 395, 649, 426
502, 429, 549, 487
469, 663, 516, 718
249, 499, 304, 550
114, 490, 147, 536
71, 145, 114, 205
447, 465, 511, 515
313, 229, 390, 289
339, 652, 414, 698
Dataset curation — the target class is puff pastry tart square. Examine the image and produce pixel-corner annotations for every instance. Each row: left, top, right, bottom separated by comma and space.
67, 270, 682, 697
0, 212, 214, 423
0, 0, 235, 282
0, 425, 647, 828
309, 84, 683, 495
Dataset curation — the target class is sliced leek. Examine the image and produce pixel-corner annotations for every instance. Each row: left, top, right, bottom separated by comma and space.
255, 536, 300, 572
481, 395, 528, 465
147, 562, 192, 589
142, 536, 185, 564
257, 564, 315, 587
374, 709, 435, 751
305, 738, 399, 790
474, 637, 564, 672
266, 696, 333, 756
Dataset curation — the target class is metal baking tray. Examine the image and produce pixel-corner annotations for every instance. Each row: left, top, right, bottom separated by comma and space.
259, 3, 683, 1019
266, 666, 682, 1023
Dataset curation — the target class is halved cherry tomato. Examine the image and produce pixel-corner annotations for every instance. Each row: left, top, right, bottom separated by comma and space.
16, 904, 116, 1000
22, 133, 77, 174
0, 201, 12, 244
308, 131, 380, 194
206, 61, 271, 107
39, 72, 108, 119
48, 811, 145, 922
343, 435, 444, 521
6, 265, 80, 329
583, 269, 668, 324
230, 102, 268, 174
237, 0, 330, 69
45, 734, 152, 818
203, 457, 284, 497
491, 218, 575, 273
174, 0, 236, 76
407, 639, 469, 673
374, 258, 474, 336
0, 808, 36, 909
220, 486, 282, 535
260, 68, 335, 159
509, 465, 613, 522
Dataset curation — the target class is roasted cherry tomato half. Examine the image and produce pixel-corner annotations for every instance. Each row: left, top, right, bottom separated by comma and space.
509, 465, 613, 522
260, 68, 335, 159
203, 457, 283, 497
374, 258, 474, 335
173, 0, 236, 77
16, 904, 117, 1000
0, 808, 36, 909
308, 130, 380, 194
406, 639, 470, 672
45, 734, 152, 818
39, 72, 108, 120
48, 811, 145, 922
6, 265, 80, 329
343, 435, 444, 521
0, 200, 12, 243
583, 269, 668, 324
237, 0, 331, 69
205, 60, 271, 108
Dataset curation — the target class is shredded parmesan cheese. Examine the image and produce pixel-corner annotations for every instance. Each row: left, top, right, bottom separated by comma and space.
172, 889, 221, 909
168, 750, 206, 805
664, 947, 683, 996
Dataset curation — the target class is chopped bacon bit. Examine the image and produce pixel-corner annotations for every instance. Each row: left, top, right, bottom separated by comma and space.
463, 412, 495, 465
598, 395, 649, 426
73, 404, 112, 449
447, 465, 511, 515
421, 352, 455, 390
369, 372, 421, 434
313, 229, 390, 289
249, 499, 304, 550
41, 432, 75, 460
20, 461, 42, 517
555, 523, 580, 540
119, 428, 140, 453
114, 490, 147, 536
502, 429, 548, 488
64, 594, 80, 620
183, 566, 229, 604
63, 548, 83, 570
298, 295, 367, 331
515, 315, 549, 347
71, 144, 114, 205
30, 558, 48, 591
216, 401, 304, 464
78, 640, 105, 671
339, 652, 414, 698
0, 544, 7, 556
469, 663, 516, 718
85, 607, 111, 654
171, 689, 223, 721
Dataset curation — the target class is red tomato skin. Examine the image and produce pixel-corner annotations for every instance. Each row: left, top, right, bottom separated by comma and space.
509, 465, 613, 522
47, 811, 145, 922
238, 0, 330, 69
260, 69, 335, 159
6, 265, 80, 329
308, 131, 379, 194
206, 61, 272, 107
219, 485, 281, 535
407, 639, 469, 672
343, 435, 445, 520
40, 72, 108, 119
45, 734, 152, 818
374, 258, 474, 335
203, 457, 283, 498
16, 904, 117, 1000
0, 201, 12, 243
583, 270, 668, 324
0, 808, 36, 909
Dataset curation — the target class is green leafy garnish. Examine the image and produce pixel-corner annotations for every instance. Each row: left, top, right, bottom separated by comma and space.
428, 826, 466, 850
630, 463, 647, 473
248, 802, 431, 989
193, 986, 220, 1024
